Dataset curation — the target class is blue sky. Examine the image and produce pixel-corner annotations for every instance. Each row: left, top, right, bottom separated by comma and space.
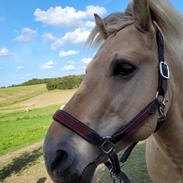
0, 0, 182, 87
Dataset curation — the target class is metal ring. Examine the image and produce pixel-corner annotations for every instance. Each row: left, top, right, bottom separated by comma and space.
100, 136, 114, 154
156, 91, 165, 103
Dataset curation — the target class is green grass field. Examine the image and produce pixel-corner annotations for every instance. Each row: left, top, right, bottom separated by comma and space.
0, 104, 60, 155
0, 84, 77, 155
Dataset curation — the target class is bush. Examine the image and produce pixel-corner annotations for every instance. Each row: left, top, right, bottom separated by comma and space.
46, 75, 84, 90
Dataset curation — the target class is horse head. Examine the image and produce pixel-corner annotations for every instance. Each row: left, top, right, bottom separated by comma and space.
43, 0, 172, 182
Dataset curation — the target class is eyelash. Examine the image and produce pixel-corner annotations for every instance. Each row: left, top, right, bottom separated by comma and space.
112, 60, 137, 78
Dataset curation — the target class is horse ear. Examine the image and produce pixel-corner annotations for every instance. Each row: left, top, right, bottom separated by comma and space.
133, 0, 152, 32
94, 13, 108, 39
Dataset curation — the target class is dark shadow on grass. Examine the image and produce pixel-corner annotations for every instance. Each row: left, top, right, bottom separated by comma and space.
0, 147, 42, 181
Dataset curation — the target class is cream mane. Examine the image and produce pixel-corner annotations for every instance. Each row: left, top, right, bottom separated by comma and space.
87, 0, 183, 53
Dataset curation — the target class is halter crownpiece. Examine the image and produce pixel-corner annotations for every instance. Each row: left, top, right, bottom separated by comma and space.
53, 29, 170, 183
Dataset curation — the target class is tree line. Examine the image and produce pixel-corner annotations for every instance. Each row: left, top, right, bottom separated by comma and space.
10, 75, 84, 90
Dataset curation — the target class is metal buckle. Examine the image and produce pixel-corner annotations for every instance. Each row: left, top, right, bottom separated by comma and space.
100, 136, 114, 154
156, 91, 168, 117
156, 92, 168, 106
159, 61, 170, 79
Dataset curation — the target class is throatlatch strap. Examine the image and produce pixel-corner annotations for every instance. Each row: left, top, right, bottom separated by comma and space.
108, 149, 121, 175
155, 115, 166, 132
104, 142, 138, 183
117, 171, 131, 183
120, 142, 138, 164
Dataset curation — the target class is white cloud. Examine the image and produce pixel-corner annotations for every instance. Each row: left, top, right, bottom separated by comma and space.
51, 38, 63, 50
14, 28, 37, 42
0, 47, 11, 56
50, 28, 90, 50
39, 5, 106, 50
59, 50, 79, 57
84, 21, 95, 29
34, 5, 107, 28
43, 33, 56, 42
17, 66, 24, 70
82, 57, 92, 65
40, 60, 56, 69
62, 65, 77, 71
62, 28, 90, 44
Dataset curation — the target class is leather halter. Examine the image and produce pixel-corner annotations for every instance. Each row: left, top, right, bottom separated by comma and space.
53, 29, 170, 183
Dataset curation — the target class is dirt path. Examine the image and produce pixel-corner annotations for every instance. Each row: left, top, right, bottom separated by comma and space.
0, 141, 110, 183
0, 89, 76, 113
0, 141, 55, 183
0, 141, 43, 165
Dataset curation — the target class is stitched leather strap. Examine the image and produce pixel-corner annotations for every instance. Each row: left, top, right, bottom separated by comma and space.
111, 99, 159, 143
53, 110, 104, 146
156, 29, 169, 96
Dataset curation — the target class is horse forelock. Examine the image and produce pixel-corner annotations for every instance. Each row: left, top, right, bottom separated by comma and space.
87, 0, 183, 55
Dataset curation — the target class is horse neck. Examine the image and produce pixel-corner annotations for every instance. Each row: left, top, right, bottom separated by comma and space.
154, 45, 183, 161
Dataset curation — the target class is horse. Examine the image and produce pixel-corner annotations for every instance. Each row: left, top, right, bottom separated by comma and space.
43, 0, 183, 182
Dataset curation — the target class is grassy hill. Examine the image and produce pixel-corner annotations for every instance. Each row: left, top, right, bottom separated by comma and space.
0, 75, 83, 112
0, 84, 77, 112
0, 105, 58, 155
0, 84, 47, 108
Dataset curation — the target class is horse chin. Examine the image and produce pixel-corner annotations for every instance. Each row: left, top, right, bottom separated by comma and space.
79, 162, 97, 183
51, 162, 97, 183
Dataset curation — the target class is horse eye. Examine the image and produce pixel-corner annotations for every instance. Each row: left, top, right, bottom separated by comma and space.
113, 62, 136, 78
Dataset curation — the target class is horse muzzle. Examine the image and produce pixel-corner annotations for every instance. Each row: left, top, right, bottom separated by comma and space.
43, 133, 99, 183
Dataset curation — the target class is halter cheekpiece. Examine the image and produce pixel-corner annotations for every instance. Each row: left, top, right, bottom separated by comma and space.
53, 29, 170, 183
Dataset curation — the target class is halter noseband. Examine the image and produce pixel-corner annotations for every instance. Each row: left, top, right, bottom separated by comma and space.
53, 29, 170, 183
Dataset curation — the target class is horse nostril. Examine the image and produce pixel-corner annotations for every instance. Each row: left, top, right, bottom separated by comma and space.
50, 149, 73, 175
51, 150, 67, 170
